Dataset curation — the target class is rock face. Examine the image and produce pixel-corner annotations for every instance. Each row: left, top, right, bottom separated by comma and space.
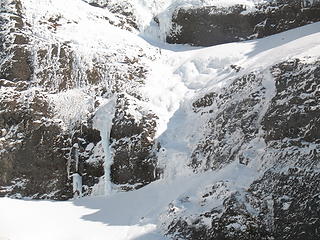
167, 0, 320, 46
0, 0, 70, 199
0, 0, 160, 199
0, 0, 31, 81
164, 169, 320, 240
263, 59, 320, 147
190, 71, 268, 171
110, 93, 159, 190
249, 169, 320, 240
84, 0, 139, 30
1, 0, 320, 239
0, 86, 71, 199
161, 58, 320, 240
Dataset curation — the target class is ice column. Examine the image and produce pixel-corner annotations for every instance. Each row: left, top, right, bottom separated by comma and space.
72, 173, 82, 197
93, 96, 116, 196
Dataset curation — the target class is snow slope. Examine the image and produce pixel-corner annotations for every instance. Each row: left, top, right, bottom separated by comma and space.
148, 22, 320, 178
0, 162, 255, 240
1, 14, 320, 238
0, 197, 158, 240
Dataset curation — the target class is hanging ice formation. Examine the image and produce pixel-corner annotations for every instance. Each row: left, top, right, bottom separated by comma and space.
93, 96, 117, 196
72, 173, 82, 198
72, 143, 82, 198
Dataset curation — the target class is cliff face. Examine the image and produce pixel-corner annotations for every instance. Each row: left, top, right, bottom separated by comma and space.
0, 0, 160, 198
0, 0, 320, 239
161, 58, 320, 240
167, 0, 320, 46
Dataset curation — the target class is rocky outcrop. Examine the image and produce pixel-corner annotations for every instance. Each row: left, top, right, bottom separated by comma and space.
0, 0, 160, 199
248, 168, 320, 240
190, 58, 320, 172
162, 58, 320, 239
0, 0, 32, 81
83, 0, 138, 31
167, 0, 320, 46
1, 4, 319, 240
191, 71, 268, 171
110, 94, 159, 190
0, 87, 66, 199
164, 168, 320, 240
263, 59, 320, 148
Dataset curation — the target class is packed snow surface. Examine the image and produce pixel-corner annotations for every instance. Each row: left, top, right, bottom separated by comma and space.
0, 162, 255, 240
0, 197, 159, 240
1, 0, 320, 238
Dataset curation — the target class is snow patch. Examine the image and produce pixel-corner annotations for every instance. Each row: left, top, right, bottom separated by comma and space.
49, 89, 94, 130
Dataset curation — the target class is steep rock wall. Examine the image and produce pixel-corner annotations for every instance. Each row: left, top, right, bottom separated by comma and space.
0, 0, 160, 199
162, 58, 320, 240
167, 0, 320, 46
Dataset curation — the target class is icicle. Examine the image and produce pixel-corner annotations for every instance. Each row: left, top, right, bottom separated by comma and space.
93, 96, 116, 196
72, 173, 82, 198
71, 142, 82, 198
74, 143, 79, 172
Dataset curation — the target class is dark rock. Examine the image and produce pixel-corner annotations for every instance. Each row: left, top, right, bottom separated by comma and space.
166, 168, 320, 240
110, 94, 160, 190
165, 183, 269, 240
191, 72, 265, 171
0, 0, 32, 81
165, 57, 320, 239
0, 0, 156, 199
66, 124, 104, 196
248, 168, 320, 240
167, 0, 320, 46
0, 90, 72, 200
262, 59, 320, 143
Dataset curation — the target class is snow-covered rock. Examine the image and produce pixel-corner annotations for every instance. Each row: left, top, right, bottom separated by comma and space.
0, 0, 161, 199
0, 0, 320, 239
